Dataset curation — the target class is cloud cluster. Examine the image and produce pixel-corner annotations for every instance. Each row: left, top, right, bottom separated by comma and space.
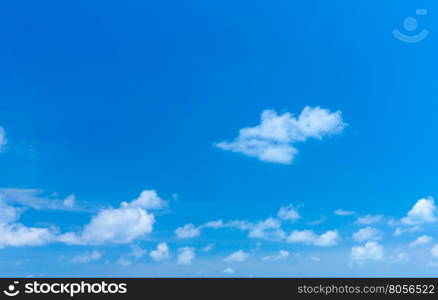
216, 106, 346, 164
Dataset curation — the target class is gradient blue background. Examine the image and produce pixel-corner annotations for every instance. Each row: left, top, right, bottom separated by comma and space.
0, 0, 437, 276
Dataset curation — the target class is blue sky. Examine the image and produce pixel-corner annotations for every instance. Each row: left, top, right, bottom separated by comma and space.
1, 0, 438, 277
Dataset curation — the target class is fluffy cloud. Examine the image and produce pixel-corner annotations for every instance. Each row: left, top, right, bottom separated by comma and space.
0, 223, 55, 248
355, 214, 383, 225
410, 235, 433, 247
401, 197, 437, 225
174, 223, 201, 239
58, 190, 163, 245
122, 190, 166, 210
224, 250, 249, 262
150, 243, 170, 261
71, 250, 102, 264
334, 209, 355, 216
287, 230, 340, 247
215, 106, 346, 164
352, 227, 383, 242
350, 242, 384, 261
277, 205, 300, 222
177, 247, 195, 265
262, 250, 290, 262
0, 126, 6, 152
0, 199, 55, 248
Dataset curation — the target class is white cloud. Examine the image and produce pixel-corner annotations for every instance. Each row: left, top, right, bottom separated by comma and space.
59, 207, 154, 245
0, 223, 55, 248
0, 197, 22, 223
0, 189, 78, 211
117, 245, 147, 266
201, 244, 214, 252
355, 214, 383, 225
287, 230, 339, 247
334, 209, 355, 216
248, 218, 285, 241
350, 241, 384, 261
410, 235, 433, 247
177, 247, 195, 266
0, 198, 55, 248
122, 190, 166, 210
58, 190, 165, 245
0, 126, 7, 152
401, 197, 437, 225
150, 243, 170, 261
174, 223, 201, 239
224, 250, 249, 262
129, 244, 147, 258
63, 194, 75, 208
431, 245, 438, 258
71, 250, 102, 264
393, 226, 422, 236
391, 252, 410, 264
202, 220, 225, 229
352, 227, 383, 242
215, 106, 346, 164
277, 205, 300, 222
223, 267, 235, 274
262, 250, 290, 262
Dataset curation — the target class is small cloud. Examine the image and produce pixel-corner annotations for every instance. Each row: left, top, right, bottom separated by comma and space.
63, 194, 76, 208
201, 244, 214, 252
71, 250, 102, 264
350, 242, 384, 262
352, 227, 383, 242
391, 252, 410, 264
334, 209, 355, 216
177, 247, 195, 266
0, 126, 7, 152
150, 243, 170, 262
410, 235, 433, 247
287, 230, 340, 247
401, 197, 437, 225
277, 205, 300, 223
431, 244, 438, 258
223, 267, 235, 274
262, 250, 290, 262
393, 226, 422, 236
122, 190, 167, 210
174, 223, 201, 239
355, 214, 383, 225
224, 250, 249, 262
309, 256, 321, 262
